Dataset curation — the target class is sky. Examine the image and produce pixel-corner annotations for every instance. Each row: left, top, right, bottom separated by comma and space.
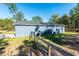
0, 3, 76, 22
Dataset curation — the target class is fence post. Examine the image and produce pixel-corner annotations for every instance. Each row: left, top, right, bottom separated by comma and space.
48, 44, 51, 56
30, 48, 32, 56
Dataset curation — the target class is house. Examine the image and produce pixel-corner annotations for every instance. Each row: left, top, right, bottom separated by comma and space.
13, 21, 65, 37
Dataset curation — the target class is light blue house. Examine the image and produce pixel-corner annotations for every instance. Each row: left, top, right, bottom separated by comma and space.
13, 21, 65, 37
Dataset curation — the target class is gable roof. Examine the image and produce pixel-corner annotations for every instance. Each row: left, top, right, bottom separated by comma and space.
13, 21, 65, 26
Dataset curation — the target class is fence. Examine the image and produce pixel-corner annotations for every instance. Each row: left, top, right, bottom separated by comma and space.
29, 35, 79, 56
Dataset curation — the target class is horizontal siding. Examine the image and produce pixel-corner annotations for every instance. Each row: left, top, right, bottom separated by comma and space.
15, 26, 36, 37
15, 25, 65, 37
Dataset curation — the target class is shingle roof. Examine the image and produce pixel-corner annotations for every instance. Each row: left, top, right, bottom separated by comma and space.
13, 21, 64, 26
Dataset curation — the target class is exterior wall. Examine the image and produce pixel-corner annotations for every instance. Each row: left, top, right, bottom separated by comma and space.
38, 26, 47, 32
52, 26, 65, 34
61, 26, 65, 33
15, 25, 65, 37
15, 26, 36, 37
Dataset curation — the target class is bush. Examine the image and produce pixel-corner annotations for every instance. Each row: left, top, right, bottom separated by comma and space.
42, 29, 52, 36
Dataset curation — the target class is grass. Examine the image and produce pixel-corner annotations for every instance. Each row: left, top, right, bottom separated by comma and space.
0, 30, 15, 34
0, 38, 8, 48
0, 36, 31, 56
42, 31, 79, 45
0, 36, 30, 48
5, 36, 29, 43
39, 37, 79, 56
63, 32, 79, 35
41, 32, 79, 53
0, 31, 78, 55
42, 34, 64, 44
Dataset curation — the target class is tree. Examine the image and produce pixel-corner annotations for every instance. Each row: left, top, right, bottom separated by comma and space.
16, 12, 24, 21
24, 19, 27, 21
48, 14, 61, 24
0, 18, 14, 30
70, 3, 79, 16
32, 16, 43, 23
69, 3, 79, 31
4, 3, 17, 22
3, 18, 14, 30
61, 14, 69, 25
0, 19, 4, 30
61, 14, 70, 31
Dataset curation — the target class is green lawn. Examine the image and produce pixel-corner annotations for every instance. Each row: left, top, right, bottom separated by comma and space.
63, 32, 79, 35
42, 31, 79, 45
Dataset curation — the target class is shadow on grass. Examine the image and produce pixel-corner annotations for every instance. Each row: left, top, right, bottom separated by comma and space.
0, 38, 9, 55
22, 36, 72, 56
16, 45, 30, 56
42, 34, 65, 44
42, 34, 77, 44
42, 34, 79, 52
20, 40, 47, 56
14, 40, 33, 56
30, 42, 48, 56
